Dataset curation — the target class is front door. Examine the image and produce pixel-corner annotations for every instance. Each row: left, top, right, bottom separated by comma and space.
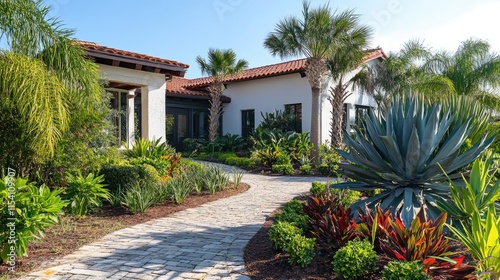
166, 108, 190, 151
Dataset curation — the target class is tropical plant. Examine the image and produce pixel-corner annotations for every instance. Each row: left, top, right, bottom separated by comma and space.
264, 1, 372, 162
196, 48, 248, 141
260, 109, 301, 133
357, 205, 392, 250
326, 23, 373, 148
334, 95, 494, 226
423, 39, 500, 110
437, 154, 500, 229
303, 191, 359, 251
0, 0, 103, 177
201, 165, 229, 195
64, 172, 109, 216
0, 177, 67, 262
120, 184, 156, 214
380, 208, 476, 278
231, 168, 244, 188
332, 240, 378, 280
164, 174, 193, 204
125, 138, 174, 160
447, 204, 500, 277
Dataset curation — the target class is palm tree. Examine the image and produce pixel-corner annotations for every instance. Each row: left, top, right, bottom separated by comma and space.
196, 48, 248, 141
0, 0, 103, 175
326, 12, 372, 148
264, 1, 370, 160
423, 39, 500, 109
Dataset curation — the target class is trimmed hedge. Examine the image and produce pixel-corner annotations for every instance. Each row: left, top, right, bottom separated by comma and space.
100, 164, 160, 193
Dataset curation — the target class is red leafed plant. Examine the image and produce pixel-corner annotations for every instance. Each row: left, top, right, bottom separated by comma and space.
303, 190, 358, 251
380, 207, 476, 279
357, 204, 392, 251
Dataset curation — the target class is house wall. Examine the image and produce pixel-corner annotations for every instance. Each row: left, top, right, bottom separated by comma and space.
222, 68, 377, 144
222, 73, 312, 136
97, 64, 166, 145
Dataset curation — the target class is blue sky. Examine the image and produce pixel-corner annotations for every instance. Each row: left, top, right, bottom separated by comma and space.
43, 0, 500, 79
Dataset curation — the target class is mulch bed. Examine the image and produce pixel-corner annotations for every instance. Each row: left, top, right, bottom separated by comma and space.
0, 183, 249, 279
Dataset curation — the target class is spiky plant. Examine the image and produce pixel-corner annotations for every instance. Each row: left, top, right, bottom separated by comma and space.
333, 95, 494, 226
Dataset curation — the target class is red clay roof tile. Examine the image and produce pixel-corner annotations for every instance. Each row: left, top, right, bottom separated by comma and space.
77, 40, 189, 69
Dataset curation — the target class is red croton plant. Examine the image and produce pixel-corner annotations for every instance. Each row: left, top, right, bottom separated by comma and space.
377, 207, 476, 279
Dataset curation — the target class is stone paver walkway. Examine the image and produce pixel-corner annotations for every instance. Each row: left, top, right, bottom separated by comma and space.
20, 163, 325, 280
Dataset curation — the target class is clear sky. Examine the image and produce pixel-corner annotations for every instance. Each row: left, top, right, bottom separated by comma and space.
42, 0, 500, 79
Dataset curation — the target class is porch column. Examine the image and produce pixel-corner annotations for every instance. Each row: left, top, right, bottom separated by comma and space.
127, 89, 136, 147
141, 83, 166, 142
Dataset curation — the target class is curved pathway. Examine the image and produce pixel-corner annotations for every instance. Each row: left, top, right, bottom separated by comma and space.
21, 163, 326, 280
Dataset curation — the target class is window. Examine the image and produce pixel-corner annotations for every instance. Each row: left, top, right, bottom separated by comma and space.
241, 109, 255, 139
355, 105, 371, 128
284, 103, 302, 133
109, 90, 128, 146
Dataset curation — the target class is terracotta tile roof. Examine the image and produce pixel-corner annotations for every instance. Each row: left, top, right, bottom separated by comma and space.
77, 40, 189, 69
185, 48, 386, 89
166, 76, 210, 97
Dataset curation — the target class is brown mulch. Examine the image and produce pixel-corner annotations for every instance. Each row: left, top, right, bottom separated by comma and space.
0, 183, 249, 278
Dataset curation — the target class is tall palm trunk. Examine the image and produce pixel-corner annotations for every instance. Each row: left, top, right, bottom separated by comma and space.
305, 58, 327, 164
208, 83, 223, 141
329, 80, 348, 148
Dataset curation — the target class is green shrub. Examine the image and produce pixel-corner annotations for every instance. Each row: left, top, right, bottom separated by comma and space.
100, 164, 160, 193
1, 177, 67, 263
300, 164, 311, 175
332, 240, 378, 280
310, 181, 328, 196
224, 156, 255, 168
128, 157, 169, 175
275, 200, 308, 231
272, 164, 294, 175
381, 261, 428, 280
268, 221, 303, 251
64, 172, 109, 216
287, 234, 316, 267
275, 153, 291, 165
120, 184, 156, 214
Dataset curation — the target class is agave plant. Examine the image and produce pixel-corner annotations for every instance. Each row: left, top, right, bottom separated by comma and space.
334, 95, 494, 226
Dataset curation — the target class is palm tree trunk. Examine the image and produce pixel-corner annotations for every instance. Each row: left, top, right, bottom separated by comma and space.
305, 58, 327, 164
208, 83, 223, 141
330, 83, 345, 148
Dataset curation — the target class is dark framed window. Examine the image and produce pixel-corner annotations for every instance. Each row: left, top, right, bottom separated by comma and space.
241, 109, 255, 139
284, 103, 302, 133
355, 105, 371, 128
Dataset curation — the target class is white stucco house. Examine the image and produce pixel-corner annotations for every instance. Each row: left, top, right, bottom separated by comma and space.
80, 41, 385, 151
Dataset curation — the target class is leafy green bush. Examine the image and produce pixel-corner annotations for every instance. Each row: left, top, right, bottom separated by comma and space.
332, 240, 378, 280
64, 172, 109, 216
100, 164, 160, 193
300, 164, 311, 175
381, 261, 428, 280
310, 181, 328, 196
275, 200, 308, 231
272, 164, 294, 175
287, 234, 316, 267
128, 157, 169, 176
1, 177, 67, 263
120, 184, 156, 214
335, 95, 493, 226
268, 221, 303, 251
